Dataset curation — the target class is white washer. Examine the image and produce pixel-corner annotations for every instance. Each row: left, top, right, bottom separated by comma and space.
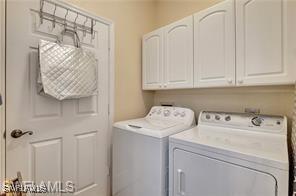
112, 106, 195, 196
169, 111, 289, 196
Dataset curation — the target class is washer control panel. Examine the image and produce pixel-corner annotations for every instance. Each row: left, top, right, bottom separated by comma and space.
199, 111, 286, 133
147, 106, 195, 125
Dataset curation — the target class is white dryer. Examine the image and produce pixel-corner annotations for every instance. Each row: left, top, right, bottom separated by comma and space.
112, 106, 195, 196
169, 111, 289, 196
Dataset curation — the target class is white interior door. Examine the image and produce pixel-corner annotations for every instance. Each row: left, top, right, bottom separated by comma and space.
142, 29, 164, 90
164, 16, 193, 89
194, 0, 235, 88
6, 1, 112, 196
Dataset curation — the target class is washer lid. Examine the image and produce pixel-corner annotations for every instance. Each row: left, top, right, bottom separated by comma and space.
170, 126, 289, 170
113, 118, 190, 138
127, 118, 179, 130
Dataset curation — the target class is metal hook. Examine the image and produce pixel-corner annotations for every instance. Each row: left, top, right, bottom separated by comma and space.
92, 20, 96, 39
91, 19, 94, 35
40, 0, 44, 24
74, 12, 79, 31
52, 4, 57, 29
64, 9, 69, 29
83, 17, 88, 37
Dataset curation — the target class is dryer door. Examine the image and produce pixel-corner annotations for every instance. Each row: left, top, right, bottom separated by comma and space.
173, 149, 277, 196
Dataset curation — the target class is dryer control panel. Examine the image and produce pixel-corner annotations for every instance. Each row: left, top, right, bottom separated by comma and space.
199, 111, 286, 134
147, 106, 196, 126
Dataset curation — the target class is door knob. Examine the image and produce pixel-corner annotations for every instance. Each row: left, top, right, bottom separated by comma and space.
11, 129, 33, 138
0, 93, 2, 105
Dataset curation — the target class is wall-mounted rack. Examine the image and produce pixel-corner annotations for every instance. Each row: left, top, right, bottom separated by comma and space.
30, 0, 97, 38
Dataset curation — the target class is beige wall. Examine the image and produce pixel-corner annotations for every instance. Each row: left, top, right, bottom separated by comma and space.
68, 0, 157, 121
154, 86, 295, 127
155, 0, 222, 27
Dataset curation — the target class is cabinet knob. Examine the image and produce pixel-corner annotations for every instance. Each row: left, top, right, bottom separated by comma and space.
238, 80, 243, 84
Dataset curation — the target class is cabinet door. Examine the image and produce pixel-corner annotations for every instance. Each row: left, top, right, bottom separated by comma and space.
172, 149, 277, 196
142, 29, 163, 90
164, 16, 194, 89
236, 0, 296, 86
194, 0, 235, 88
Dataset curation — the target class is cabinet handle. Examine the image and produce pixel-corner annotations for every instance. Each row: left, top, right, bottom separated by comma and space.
159, 85, 162, 88
238, 80, 243, 84
177, 169, 185, 195
227, 79, 233, 84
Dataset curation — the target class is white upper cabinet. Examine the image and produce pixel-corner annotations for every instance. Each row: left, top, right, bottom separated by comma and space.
194, 0, 235, 88
142, 29, 164, 90
142, 0, 296, 90
236, 0, 296, 86
164, 16, 194, 89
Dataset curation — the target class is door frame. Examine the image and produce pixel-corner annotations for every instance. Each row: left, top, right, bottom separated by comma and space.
2, 0, 115, 189
0, 0, 6, 182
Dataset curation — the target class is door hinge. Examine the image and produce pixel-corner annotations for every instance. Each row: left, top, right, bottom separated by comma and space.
108, 166, 111, 177
108, 104, 110, 116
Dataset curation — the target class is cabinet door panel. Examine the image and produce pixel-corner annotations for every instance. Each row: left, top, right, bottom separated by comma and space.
236, 0, 296, 85
164, 16, 194, 89
142, 29, 163, 90
194, 0, 235, 87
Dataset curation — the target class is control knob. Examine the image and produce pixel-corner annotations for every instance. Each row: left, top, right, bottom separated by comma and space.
251, 116, 263, 126
173, 111, 179, 117
180, 111, 186, 117
215, 115, 221, 121
157, 109, 162, 115
225, 115, 231, 121
164, 110, 171, 117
